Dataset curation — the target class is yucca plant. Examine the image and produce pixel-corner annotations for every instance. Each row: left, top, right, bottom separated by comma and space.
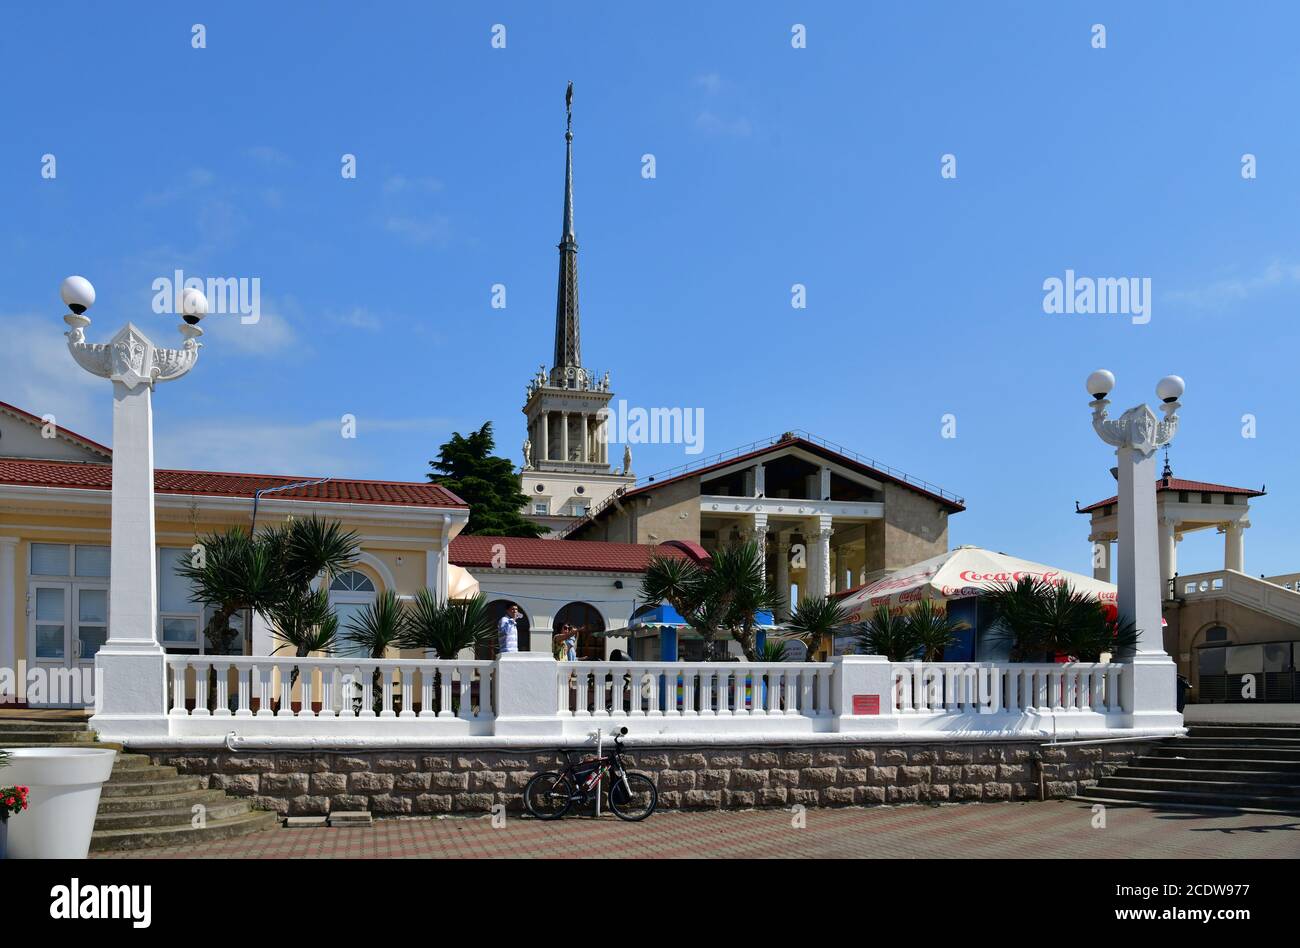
759, 638, 788, 662
269, 587, 340, 700
904, 598, 967, 662
401, 590, 497, 660
855, 604, 920, 661
784, 595, 850, 661
983, 577, 1135, 661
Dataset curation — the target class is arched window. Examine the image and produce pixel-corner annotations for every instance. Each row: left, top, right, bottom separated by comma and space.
553, 602, 606, 660
328, 570, 377, 650
480, 599, 532, 659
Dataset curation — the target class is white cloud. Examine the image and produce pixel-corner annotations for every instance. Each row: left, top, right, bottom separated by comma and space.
695, 110, 753, 137
383, 174, 443, 195
1166, 260, 1300, 308
246, 146, 292, 167
0, 314, 105, 440
197, 294, 299, 355
155, 415, 451, 478
385, 213, 452, 246
694, 72, 726, 95
330, 307, 383, 331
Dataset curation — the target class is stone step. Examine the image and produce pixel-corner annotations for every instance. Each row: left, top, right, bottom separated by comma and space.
1101, 774, 1300, 798
1120, 766, 1300, 786
111, 753, 162, 772
0, 730, 100, 744
90, 810, 279, 853
97, 788, 231, 814
1187, 722, 1300, 734
100, 774, 208, 797
1175, 735, 1300, 749
1135, 753, 1300, 773
0, 720, 91, 733
109, 763, 179, 780
1154, 742, 1300, 761
1076, 785, 1300, 811
93, 799, 253, 831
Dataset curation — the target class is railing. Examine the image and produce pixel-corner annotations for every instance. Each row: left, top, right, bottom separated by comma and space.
892, 662, 1124, 716
558, 661, 834, 719
165, 656, 494, 721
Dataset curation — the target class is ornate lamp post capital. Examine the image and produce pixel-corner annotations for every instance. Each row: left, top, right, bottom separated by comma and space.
65, 319, 203, 389
1087, 370, 1182, 459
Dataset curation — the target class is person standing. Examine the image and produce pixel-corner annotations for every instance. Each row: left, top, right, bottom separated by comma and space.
498, 604, 522, 654
552, 623, 578, 661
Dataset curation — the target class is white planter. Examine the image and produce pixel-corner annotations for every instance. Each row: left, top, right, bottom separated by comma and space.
1, 747, 117, 859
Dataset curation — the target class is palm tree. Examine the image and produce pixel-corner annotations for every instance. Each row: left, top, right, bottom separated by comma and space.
904, 598, 967, 661
983, 577, 1135, 661
401, 590, 497, 659
759, 638, 788, 662
269, 587, 340, 693
706, 541, 784, 661
784, 595, 850, 661
855, 604, 920, 661
344, 589, 408, 714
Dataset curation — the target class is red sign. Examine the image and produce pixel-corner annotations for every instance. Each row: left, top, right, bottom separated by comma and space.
852, 694, 880, 715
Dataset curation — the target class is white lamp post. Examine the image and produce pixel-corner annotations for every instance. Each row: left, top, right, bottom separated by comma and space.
1088, 369, 1184, 730
63, 276, 206, 739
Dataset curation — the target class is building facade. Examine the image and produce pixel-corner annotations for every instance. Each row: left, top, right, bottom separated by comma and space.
0, 401, 468, 707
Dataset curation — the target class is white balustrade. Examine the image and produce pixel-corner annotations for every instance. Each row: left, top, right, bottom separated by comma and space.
141, 655, 1147, 743
556, 661, 835, 722
890, 662, 1124, 717
165, 656, 494, 736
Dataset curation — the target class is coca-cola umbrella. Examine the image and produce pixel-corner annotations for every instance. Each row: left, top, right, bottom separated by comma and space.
836, 545, 1118, 623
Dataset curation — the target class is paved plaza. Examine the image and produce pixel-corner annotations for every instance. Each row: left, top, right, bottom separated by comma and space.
92, 801, 1300, 860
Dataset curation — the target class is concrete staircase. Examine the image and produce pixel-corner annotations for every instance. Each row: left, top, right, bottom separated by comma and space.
0, 718, 278, 852
1078, 722, 1300, 815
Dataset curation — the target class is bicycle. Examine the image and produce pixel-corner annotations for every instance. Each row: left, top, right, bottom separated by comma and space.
523, 727, 658, 822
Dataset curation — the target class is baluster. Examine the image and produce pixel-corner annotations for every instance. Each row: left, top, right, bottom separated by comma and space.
458, 667, 474, 719
254, 665, 272, 717
380, 665, 396, 718
212, 662, 231, 717
415, 667, 434, 718
796, 667, 811, 715
1106, 665, 1122, 712
557, 666, 571, 715
597, 666, 613, 717
438, 667, 454, 717
169, 662, 187, 716
630, 669, 646, 716
193, 662, 211, 716
1050, 667, 1065, 712
358, 665, 375, 718
783, 668, 797, 715
298, 665, 314, 718
399, 668, 416, 718
716, 668, 731, 716
646, 668, 660, 716
816, 666, 831, 715
701, 669, 715, 715
1090, 667, 1105, 711
682, 669, 695, 714
575, 667, 591, 717
233, 663, 251, 718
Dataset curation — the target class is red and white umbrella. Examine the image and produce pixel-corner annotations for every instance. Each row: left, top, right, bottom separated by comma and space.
837, 545, 1118, 623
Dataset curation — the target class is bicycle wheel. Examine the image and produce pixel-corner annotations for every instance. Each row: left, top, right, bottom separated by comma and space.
608, 772, 657, 822
524, 771, 575, 820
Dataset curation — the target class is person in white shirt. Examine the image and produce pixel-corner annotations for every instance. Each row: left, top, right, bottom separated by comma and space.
498, 604, 522, 654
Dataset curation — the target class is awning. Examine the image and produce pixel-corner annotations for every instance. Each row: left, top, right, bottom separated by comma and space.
626, 604, 777, 638
836, 545, 1117, 622
447, 564, 480, 600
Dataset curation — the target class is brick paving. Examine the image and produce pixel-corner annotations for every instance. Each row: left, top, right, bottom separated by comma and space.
92, 801, 1300, 859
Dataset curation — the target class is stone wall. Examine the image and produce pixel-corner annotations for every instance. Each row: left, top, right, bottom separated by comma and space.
147, 739, 1162, 818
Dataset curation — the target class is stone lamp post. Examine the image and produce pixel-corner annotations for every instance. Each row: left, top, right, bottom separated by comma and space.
62, 275, 207, 738
1087, 368, 1184, 730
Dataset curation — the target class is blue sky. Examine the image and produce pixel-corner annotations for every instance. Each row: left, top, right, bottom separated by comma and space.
3, 2, 1299, 578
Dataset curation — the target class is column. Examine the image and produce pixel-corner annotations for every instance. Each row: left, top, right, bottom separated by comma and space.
560, 411, 569, 463
754, 463, 766, 498
1090, 535, 1111, 582
1224, 521, 1246, 572
580, 413, 589, 463
775, 536, 790, 620
540, 412, 550, 462
819, 465, 832, 501
815, 515, 833, 597
1116, 445, 1164, 657
0, 537, 17, 701
752, 513, 769, 583
1157, 516, 1177, 598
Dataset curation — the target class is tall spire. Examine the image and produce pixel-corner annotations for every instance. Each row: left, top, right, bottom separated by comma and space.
552, 81, 582, 386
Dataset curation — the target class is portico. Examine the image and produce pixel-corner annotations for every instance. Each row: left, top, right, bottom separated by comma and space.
1080, 464, 1264, 598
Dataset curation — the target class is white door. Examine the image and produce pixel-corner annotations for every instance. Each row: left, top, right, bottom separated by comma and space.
27, 581, 103, 707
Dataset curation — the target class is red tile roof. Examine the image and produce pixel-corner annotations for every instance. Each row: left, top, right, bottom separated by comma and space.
1078, 477, 1265, 514
0, 400, 112, 458
450, 535, 689, 573
0, 457, 467, 508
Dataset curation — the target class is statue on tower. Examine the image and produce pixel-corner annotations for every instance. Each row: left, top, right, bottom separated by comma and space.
622, 444, 633, 477
522, 437, 533, 470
